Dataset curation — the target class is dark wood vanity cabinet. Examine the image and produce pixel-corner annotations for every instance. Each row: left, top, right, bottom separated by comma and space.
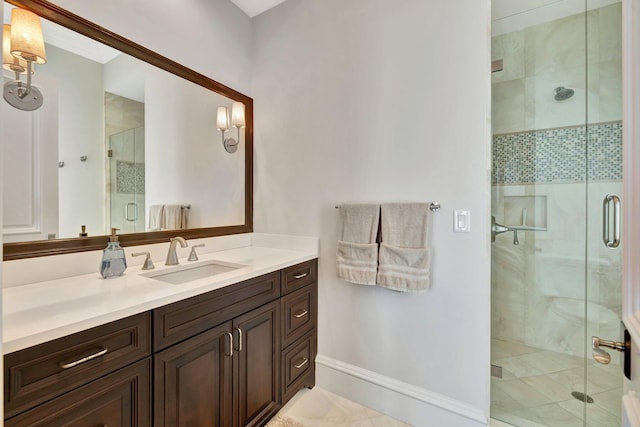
154, 322, 233, 426
5, 359, 152, 427
154, 300, 281, 427
4, 312, 152, 425
4, 259, 318, 427
280, 262, 318, 405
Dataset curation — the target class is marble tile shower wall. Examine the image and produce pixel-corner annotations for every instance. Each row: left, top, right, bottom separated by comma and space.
491, 3, 622, 135
492, 121, 622, 185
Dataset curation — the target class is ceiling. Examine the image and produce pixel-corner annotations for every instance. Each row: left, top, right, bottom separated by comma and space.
230, 0, 287, 18
229, 0, 582, 21
492, 0, 564, 21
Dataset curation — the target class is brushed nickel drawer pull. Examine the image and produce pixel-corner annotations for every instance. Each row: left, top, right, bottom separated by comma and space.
60, 347, 108, 369
294, 273, 308, 279
294, 310, 309, 319
294, 358, 308, 369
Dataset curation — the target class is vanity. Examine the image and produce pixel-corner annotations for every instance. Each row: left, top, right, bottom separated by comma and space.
3, 238, 318, 426
1, 1, 316, 424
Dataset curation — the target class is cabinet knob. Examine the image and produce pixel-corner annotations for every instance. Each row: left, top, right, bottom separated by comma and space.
294, 273, 308, 279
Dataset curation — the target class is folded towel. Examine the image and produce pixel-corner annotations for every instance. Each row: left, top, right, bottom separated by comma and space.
339, 203, 380, 243
377, 203, 431, 292
336, 204, 380, 285
337, 241, 379, 285
162, 204, 187, 230
377, 243, 430, 292
380, 203, 430, 248
148, 205, 164, 231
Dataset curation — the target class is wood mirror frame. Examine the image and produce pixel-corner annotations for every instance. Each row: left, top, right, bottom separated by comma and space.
3, 0, 253, 260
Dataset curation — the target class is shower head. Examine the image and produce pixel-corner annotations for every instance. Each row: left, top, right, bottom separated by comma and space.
554, 86, 575, 101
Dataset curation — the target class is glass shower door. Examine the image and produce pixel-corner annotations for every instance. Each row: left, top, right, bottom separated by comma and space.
490, 2, 623, 426
108, 127, 146, 234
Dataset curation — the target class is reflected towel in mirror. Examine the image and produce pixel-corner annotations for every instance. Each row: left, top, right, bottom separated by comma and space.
162, 204, 188, 230
148, 205, 164, 231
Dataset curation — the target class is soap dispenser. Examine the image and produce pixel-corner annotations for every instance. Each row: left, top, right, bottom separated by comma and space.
100, 228, 127, 278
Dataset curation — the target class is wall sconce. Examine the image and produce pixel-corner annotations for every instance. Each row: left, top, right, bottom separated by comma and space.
216, 102, 245, 153
2, 8, 47, 111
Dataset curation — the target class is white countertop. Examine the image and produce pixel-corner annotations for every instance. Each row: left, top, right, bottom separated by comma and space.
3, 234, 318, 354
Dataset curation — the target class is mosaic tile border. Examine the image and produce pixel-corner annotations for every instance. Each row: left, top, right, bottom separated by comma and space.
116, 160, 145, 194
492, 121, 622, 185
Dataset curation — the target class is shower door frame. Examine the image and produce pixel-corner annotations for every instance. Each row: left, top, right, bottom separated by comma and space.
620, 0, 640, 419
490, 1, 630, 425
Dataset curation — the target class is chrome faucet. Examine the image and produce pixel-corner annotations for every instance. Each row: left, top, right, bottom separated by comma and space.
165, 237, 188, 265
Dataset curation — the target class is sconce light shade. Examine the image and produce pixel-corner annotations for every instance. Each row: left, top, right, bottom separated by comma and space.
10, 8, 47, 64
216, 104, 244, 154
216, 106, 229, 131
3, 25, 28, 73
231, 102, 245, 128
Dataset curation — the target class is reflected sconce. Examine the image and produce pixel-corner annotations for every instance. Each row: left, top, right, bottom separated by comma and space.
216, 102, 245, 153
2, 8, 47, 111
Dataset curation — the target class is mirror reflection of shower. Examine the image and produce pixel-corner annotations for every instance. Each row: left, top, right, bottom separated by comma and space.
105, 92, 145, 235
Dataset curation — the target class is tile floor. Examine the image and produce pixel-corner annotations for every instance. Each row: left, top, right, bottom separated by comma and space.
491, 338, 623, 427
271, 387, 411, 427
267, 341, 621, 427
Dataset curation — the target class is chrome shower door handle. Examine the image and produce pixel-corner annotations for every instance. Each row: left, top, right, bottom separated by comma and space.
602, 194, 621, 248
592, 335, 627, 364
125, 202, 138, 222
593, 325, 632, 379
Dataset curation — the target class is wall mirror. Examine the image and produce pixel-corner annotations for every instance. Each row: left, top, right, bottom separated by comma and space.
2, 0, 253, 260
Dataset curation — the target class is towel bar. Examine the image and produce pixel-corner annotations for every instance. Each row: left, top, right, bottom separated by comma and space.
335, 202, 441, 212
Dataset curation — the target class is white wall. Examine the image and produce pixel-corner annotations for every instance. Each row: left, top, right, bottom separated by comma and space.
1, 73, 59, 242
43, 44, 105, 238
48, 0, 253, 94
251, 1, 492, 425
144, 68, 245, 228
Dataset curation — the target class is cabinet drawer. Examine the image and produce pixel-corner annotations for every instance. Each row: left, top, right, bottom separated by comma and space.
4, 312, 151, 419
281, 283, 317, 349
281, 332, 316, 404
281, 259, 317, 295
5, 358, 151, 426
153, 271, 280, 351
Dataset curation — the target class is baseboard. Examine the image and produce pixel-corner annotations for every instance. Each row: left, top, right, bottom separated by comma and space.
315, 355, 488, 427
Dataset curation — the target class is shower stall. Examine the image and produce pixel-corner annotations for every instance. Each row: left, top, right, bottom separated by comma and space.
490, 1, 623, 426
107, 127, 146, 234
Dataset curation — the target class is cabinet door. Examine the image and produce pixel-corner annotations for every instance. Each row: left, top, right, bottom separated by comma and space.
5, 358, 151, 427
154, 322, 233, 427
233, 301, 281, 427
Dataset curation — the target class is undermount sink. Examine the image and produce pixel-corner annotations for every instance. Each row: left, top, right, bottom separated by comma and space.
143, 260, 244, 285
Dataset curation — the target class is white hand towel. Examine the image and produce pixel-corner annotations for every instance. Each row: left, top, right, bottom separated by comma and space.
162, 204, 186, 230
377, 203, 431, 292
148, 205, 164, 231
336, 203, 380, 285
